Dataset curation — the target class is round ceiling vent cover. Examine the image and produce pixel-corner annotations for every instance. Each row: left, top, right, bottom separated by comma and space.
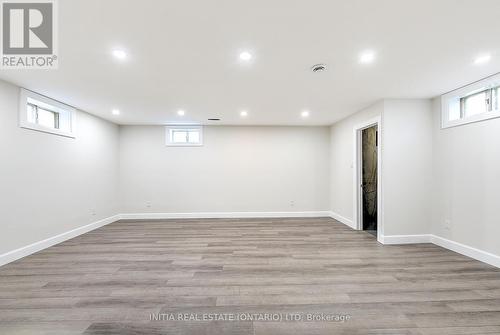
311, 64, 327, 72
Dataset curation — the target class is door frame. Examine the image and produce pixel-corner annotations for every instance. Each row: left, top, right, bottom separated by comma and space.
353, 116, 383, 243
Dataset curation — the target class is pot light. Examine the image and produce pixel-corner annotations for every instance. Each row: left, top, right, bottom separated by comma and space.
112, 109, 120, 115
359, 50, 376, 64
474, 54, 491, 65
239, 51, 252, 61
112, 49, 127, 60
301, 110, 310, 118
240, 110, 248, 117
177, 110, 185, 116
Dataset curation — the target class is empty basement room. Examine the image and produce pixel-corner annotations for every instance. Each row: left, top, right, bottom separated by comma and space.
1, 1, 500, 335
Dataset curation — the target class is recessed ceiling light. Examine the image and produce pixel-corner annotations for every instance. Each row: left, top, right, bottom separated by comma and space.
301, 110, 310, 118
474, 54, 491, 65
112, 49, 127, 60
240, 110, 248, 117
359, 50, 376, 64
112, 109, 120, 115
177, 110, 185, 116
239, 51, 252, 61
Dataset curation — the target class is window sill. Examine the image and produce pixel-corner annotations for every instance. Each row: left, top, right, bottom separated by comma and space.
441, 109, 500, 129
165, 143, 203, 147
20, 122, 76, 138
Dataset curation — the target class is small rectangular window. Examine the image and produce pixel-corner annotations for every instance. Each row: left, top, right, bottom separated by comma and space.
172, 130, 188, 143
187, 130, 200, 143
462, 90, 489, 117
441, 73, 500, 128
27, 103, 61, 129
19, 88, 76, 138
166, 126, 203, 146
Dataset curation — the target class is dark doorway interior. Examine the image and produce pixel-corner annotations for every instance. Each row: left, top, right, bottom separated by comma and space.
362, 125, 378, 235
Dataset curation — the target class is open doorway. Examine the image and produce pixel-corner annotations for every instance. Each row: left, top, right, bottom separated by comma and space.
361, 125, 378, 236
353, 116, 382, 242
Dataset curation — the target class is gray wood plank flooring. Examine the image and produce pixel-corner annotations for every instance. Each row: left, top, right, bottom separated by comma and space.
1, 217, 500, 334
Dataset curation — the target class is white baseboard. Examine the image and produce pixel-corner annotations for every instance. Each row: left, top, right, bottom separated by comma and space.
431, 235, 500, 269
120, 211, 331, 220
380, 234, 432, 245
2, 214, 499, 270
328, 211, 355, 229
379, 233, 500, 269
0, 214, 121, 267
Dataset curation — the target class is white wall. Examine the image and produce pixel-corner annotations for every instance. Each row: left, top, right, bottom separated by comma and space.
431, 98, 500, 256
382, 100, 433, 236
119, 126, 331, 214
0, 80, 120, 255
329, 99, 433, 237
330, 101, 384, 225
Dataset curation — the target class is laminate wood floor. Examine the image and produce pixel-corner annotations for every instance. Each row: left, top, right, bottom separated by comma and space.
1, 217, 500, 334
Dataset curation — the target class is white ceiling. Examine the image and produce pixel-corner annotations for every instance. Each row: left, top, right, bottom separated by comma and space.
1, 0, 500, 126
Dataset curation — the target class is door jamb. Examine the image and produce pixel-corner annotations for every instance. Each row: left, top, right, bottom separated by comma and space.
353, 116, 383, 243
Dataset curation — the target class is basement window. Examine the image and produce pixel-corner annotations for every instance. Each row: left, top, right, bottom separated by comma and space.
19, 88, 76, 138
441, 73, 500, 128
166, 126, 203, 146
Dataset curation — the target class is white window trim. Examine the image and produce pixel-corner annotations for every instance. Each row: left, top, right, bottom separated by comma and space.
165, 125, 203, 146
441, 73, 500, 129
19, 88, 76, 138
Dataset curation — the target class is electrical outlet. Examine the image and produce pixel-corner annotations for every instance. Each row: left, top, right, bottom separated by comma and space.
444, 219, 451, 230
91, 210, 96, 216
290, 201, 295, 207
146, 201, 152, 208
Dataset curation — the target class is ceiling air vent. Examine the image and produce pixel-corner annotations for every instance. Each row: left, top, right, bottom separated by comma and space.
311, 64, 327, 73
